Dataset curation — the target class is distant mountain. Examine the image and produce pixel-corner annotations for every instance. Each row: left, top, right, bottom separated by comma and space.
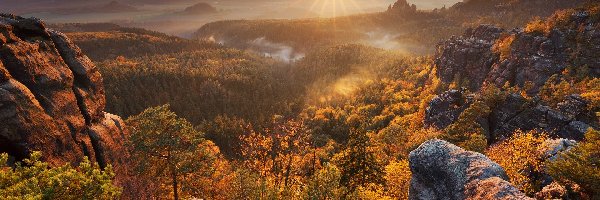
177, 2, 218, 15
51, 1, 138, 14
100, 1, 138, 13
0, 0, 138, 15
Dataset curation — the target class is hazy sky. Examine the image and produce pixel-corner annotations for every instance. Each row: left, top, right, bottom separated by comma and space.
5, 0, 463, 37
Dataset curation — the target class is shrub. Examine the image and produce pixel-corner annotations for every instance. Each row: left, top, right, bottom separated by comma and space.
384, 160, 411, 199
0, 152, 121, 199
524, 17, 548, 35
444, 101, 491, 152
494, 34, 516, 60
547, 128, 600, 197
486, 130, 548, 195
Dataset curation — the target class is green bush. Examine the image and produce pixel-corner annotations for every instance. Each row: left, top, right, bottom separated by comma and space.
548, 128, 600, 197
0, 152, 121, 200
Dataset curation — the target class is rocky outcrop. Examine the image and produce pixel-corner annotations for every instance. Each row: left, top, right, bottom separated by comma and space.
428, 7, 600, 141
408, 139, 532, 200
436, 7, 600, 93
491, 94, 595, 141
425, 91, 597, 141
387, 0, 417, 14
487, 10, 600, 94
0, 14, 141, 197
434, 25, 503, 91
424, 89, 472, 129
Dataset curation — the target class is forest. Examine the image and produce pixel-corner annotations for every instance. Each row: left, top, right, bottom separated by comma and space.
0, 0, 599, 199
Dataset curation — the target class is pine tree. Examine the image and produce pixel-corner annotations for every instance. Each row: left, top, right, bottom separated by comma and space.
336, 129, 383, 193
126, 105, 216, 200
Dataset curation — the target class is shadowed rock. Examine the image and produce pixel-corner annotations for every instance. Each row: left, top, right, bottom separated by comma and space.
0, 14, 147, 198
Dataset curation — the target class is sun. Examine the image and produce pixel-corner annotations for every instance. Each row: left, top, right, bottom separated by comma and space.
306, 0, 364, 17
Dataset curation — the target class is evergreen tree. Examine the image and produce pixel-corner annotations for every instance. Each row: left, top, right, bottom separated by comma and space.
336, 130, 384, 193
126, 105, 216, 200
548, 128, 600, 197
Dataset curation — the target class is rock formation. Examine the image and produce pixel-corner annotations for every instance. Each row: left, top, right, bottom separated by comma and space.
435, 8, 600, 93
425, 91, 597, 141
408, 139, 532, 200
427, 7, 600, 141
434, 25, 503, 91
387, 0, 417, 14
424, 89, 472, 129
0, 14, 143, 197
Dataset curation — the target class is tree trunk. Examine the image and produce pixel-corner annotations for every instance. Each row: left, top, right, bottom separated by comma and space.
172, 171, 179, 200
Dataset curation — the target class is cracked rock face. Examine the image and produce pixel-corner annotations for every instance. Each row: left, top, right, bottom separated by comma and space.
0, 14, 141, 197
436, 10, 600, 94
424, 89, 472, 129
408, 139, 532, 200
425, 91, 597, 142
434, 25, 503, 91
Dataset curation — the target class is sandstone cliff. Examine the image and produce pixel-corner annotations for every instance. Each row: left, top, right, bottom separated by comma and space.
0, 14, 142, 197
427, 6, 599, 142
435, 7, 600, 93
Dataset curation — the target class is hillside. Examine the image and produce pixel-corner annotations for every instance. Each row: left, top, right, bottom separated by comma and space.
178, 2, 218, 15
49, 23, 220, 61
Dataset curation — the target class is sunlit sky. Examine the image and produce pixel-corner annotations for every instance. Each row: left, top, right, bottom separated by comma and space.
301, 0, 460, 17
3, 0, 462, 37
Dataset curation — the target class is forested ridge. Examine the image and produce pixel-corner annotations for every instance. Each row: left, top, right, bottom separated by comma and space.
194, 0, 595, 55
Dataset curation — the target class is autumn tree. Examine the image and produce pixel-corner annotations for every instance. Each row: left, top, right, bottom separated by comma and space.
126, 105, 216, 200
384, 159, 411, 199
0, 152, 121, 199
303, 164, 345, 199
335, 130, 384, 193
486, 130, 548, 195
239, 118, 316, 197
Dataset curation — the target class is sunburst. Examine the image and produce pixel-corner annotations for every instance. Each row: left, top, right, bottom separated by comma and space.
304, 0, 365, 17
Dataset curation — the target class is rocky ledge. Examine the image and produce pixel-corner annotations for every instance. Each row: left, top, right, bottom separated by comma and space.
425, 90, 597, 142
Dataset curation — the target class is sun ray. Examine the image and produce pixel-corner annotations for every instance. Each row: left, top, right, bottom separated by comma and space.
307, 0, 371, 18
347, 0, 365, 14
338, 0, 349, 16
319, 0, 329, 17
309, 0, 323, 14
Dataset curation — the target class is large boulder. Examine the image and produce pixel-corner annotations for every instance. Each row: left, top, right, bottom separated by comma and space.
408, 139, 532, 200
0, 14, 145, 198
